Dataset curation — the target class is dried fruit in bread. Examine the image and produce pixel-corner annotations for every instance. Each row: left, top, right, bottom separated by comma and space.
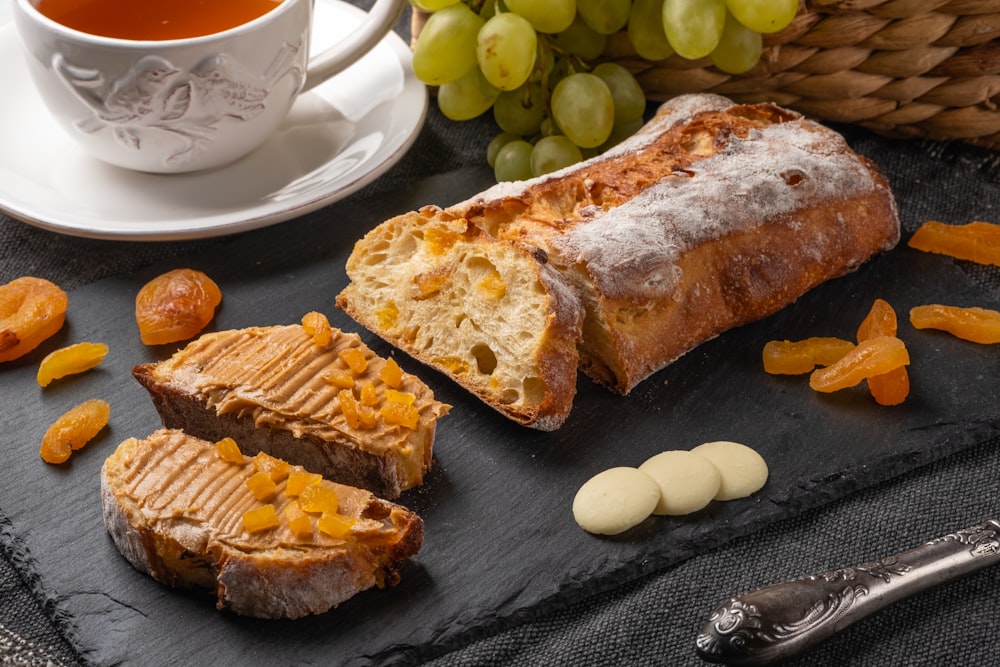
339, 93, 899, 426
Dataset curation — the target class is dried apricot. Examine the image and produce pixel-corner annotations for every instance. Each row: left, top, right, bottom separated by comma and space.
856, 299, 910, 406
908, 221, 1000, 266
242, 504, 280, 533
809, 336, 910, 393
36, 341, 109, 387
910, 304, 1000, 344
301, 311, 332, 347
39, 398, 110, 464
0, 277, 68, 363
762, 337, 855, 375
135, 269, 221, 345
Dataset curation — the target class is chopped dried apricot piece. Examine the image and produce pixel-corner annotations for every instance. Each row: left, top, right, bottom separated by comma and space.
357, 405, 377, 430
214, 437, 243, 463
322, 369, 355, 389
339, 347, 368, 375
359, 380, 379, 406
476, 270, 506, 299
381, 400, 419, 430
809, 336, 910, 393
298, 485, 339, 514
243, 504, 279, 533
318, 512, 355, 539
910, 304, 1000, 344
253, 452, 290, 482
39, 398, 110, 464
301, 311, 332, 347
908, 221, 1000, 266
0, 277, 68, 363
283, 501, 313, 538
36, 341, 109, 387
385, 389, 416, 405
246, 471, 277, 500
285, 470, 322, 497
376, 301, 399, 330
413, 268, 450, 299
762, 337, 854, 375
135, 268, 221, 346
857, 299, 910, 406
380, 356, 403, 388
338, 388, 361, 429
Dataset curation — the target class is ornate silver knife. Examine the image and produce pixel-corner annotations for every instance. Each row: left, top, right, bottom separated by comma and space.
695, 519, 1000, 665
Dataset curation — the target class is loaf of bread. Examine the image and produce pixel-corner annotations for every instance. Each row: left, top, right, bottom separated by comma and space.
101, 428, 423, 619
132, 322, 450, 499
338, 93, 900, 423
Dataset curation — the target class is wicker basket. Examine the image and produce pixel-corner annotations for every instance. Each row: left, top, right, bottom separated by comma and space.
412, 0, 1000, 150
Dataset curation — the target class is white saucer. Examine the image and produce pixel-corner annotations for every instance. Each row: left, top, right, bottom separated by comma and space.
0, 0, 427, 241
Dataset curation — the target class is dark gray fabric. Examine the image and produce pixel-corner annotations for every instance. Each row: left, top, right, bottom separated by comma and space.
3, 4, 1000, 665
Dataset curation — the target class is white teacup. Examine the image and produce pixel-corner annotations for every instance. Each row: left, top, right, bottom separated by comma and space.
12, 0, 407, 173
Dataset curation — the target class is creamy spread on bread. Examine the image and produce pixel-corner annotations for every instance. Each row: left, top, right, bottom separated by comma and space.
112, 429, 387, 551
133, 323, 449, 497
102, 429, 425, 618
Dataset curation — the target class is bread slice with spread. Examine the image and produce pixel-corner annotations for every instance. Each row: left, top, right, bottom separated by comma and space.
132, 320, 450, 499
101, 428, 423, 619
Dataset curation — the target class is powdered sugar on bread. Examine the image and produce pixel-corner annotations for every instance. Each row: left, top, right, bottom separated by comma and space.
554, 120, 880, 301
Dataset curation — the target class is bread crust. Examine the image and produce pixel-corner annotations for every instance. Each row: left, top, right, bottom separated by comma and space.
339, 93, 900, 419
452, 95, 900, 393
101, 429, 423, 619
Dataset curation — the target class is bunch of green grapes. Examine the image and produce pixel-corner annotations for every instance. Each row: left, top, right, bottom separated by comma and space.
410, 0, 797, 182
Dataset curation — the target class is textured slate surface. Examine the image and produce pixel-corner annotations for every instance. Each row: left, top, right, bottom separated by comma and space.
2, 162, 999, 666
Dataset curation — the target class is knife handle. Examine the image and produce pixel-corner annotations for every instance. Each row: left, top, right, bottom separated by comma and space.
695, 518, 1000, 665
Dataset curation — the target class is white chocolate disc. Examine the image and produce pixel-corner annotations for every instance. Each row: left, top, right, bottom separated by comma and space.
690, 441, 769, 501
638, 450, 722, 516
572, 467, 660, 535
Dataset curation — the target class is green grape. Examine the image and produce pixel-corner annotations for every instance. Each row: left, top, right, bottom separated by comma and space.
576, 0, 630, 35
493, 83, 545, 135
487, 132, 521, 168
709, 12, 762, 74
591, 62, 645, 126
551, 72, 614, 149
438, 67, 500, 120
662, 0, 726, 61
411, 4, 484, 86
726, 0, 798, 34
477, 12, 538, 91
549, 14, 608, 61
628, 0, 673, 62
540, 116, 561, 137
506, 0, 576, 34
530, 136, 583, 176
494, 140, 535, 181
409, 0, 460, 11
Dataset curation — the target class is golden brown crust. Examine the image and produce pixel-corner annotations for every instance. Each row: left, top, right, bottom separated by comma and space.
454, 95, 900, 394
339, 93, 900, 418
101, 429, 423, 619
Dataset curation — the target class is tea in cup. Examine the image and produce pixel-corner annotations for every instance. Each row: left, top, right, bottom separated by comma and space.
12, 0, 407, 173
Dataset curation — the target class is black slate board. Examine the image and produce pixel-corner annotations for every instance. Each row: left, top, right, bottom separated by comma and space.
2, 166, 999, 667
